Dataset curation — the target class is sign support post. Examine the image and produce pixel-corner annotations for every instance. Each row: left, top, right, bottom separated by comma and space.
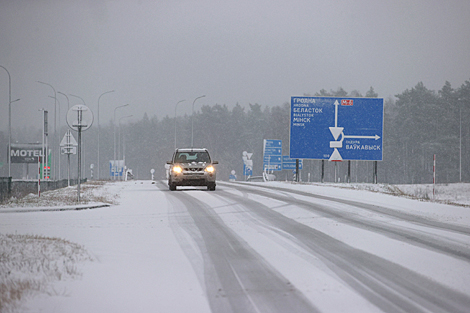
68, 152, 71, 186
373, 161, 378, 184
347, 160, 351, 183
60, 130, 77, 187
295, 159, 299, 182
38, 156, 41, 197
66, 104, 93, 202
433, 154, 436, 199
77, 124, 82, 201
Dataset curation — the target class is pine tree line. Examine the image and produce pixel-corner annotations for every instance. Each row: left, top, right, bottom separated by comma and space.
2, 81, 469, 184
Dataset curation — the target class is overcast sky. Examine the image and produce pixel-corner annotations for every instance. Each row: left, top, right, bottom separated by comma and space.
1, 0, 469, 133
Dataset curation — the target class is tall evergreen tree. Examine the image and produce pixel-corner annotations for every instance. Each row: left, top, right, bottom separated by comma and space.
366, 86, 378, 98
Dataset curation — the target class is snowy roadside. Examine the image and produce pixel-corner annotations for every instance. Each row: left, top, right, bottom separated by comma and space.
0, 181, 120, 213
393, 183, 470, 206
0, 180, 468, 312
0, 234, 94, 313
276, 181, 470, 207
227, 181, 470, 229
0, 181, 121, 313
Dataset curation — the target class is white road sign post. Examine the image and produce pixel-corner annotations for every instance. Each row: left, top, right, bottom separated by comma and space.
66, 104, 93, 201
60, 130, 78, 186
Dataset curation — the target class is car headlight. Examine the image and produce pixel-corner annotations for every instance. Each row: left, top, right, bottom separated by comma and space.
205, 165, 215, 173
173, 165, 182, 174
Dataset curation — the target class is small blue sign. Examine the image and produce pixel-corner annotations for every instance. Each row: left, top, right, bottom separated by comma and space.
243, 164, 253, 176
290, 97, 383, 161
264, 140, 282, 149
264, 147, 282, 155
282, 156, 303, 170
263, 139, 282, 171
264, 155, 282, 163
110, 161, 124, 177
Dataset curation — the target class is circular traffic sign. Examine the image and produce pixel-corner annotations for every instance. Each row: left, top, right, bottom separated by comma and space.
66, 104, 94, 131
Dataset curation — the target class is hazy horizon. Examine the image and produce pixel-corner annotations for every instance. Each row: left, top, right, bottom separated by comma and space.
1, 0, 469, 133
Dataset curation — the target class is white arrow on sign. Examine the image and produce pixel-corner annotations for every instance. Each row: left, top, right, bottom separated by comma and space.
329, 148, 343, 161
328, 99, 381, 161
329, 100, 344, 140
343, 134, 381, 140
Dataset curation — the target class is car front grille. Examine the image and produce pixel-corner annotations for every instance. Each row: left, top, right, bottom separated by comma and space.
184, 167, 204, 171
183, 167, 205, 175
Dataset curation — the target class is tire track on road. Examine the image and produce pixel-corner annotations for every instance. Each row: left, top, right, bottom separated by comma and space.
225, 182, 470, 263
218, 187, 470, 313
164, 186, 319, 313
228, 182, 470, 236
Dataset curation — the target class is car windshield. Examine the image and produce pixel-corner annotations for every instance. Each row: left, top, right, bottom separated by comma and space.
175, 151, 210, 163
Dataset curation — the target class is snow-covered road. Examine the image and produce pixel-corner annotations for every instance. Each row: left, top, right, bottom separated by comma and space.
2, 180, 470, 312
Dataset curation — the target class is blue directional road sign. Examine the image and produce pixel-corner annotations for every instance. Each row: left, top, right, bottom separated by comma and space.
282, 156, 303, 170
263, 155, 282, 170
110, 160, 124, 177
263, 139, 282, 171
243, 163, 253, 176
290, 97, 383, 161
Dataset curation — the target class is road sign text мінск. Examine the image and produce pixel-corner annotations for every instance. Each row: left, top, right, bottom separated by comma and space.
290, 96, 383, 161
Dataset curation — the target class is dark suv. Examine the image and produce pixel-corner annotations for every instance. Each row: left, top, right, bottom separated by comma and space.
167, 148, 218, 191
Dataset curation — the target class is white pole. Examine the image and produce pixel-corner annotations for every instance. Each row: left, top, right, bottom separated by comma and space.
41, 109, 45, 179
0, 66, 12, 177
38, 156, 41, 197
78, 126, 81, 202
118, 120, 121, 180
433, 154, 436, 199
67, 153, 71, 187
67, 130, 71, 187
45, 133, 49, 179
97, 90, 114, 180
460, 103, 462, 182
118, 114, 132, 181
113, 104, 129, 180
37, 82, 56, 180
191, 95, 205, 147
174, 100, 186, 150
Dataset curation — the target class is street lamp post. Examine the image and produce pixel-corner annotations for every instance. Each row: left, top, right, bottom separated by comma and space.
8, 98, 20, 176
58, 92, 69, 110
37, 81, 57, 180
69, 94, 86, 105
191, 95, 206, 147
119, 115, 133, 181
174, 100, 186, 150
58, 92, 70, 181
49, 96, 62, 179
38, 108, 47, 181
113, 104, 129, 180
97, 90, 115, 180
0, 66, 11, 177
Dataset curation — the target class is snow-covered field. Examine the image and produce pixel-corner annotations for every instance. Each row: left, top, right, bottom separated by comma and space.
0, 180, 469, 312
324, 182, 470, 207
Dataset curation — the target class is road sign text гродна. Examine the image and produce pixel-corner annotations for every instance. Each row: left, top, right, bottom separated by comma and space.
290, 96, 384, 161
